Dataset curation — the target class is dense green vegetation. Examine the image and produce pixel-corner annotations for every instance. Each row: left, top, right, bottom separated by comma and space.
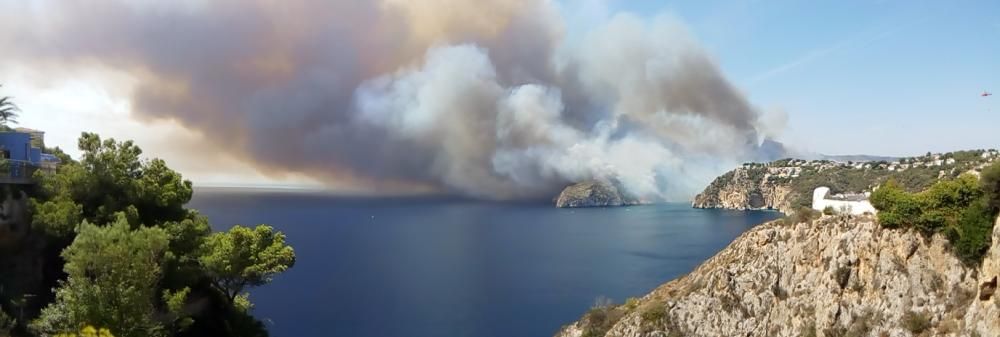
32, 218, 171, 337
1, 133, 295, 337
870, 165, 1000, 264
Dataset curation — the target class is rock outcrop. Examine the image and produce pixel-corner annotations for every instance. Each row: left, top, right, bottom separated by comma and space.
692, 166, 794, 213
555, 215, 1000, 337
555, 181, 636, 208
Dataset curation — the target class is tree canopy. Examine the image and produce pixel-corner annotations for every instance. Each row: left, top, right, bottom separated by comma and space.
23, 132, 295, 337
200, 225, 296, 303
31, 216, 169, 337
31, 133, 194, 237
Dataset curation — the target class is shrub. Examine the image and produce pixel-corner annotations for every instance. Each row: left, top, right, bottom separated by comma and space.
916, 174, 983, 233
55, 326, 115, 337
823, 326, 847, 337
823, 206, 836, 215
640, 306, 665, 324
779, 207, 822, 226
580, 297, 624, 337
800, 321, 817, 337
623, 297, 640, 310
981, 162, 1000, 211
771, 282, 788, 300
834, 266, 852, 289
872, 175, 999, 264
870, 180, 921, 228
901, 311, 931, 334
953, 199, 995, 264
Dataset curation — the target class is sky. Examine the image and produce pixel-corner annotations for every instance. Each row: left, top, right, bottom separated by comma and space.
643, 0, 1000, 157
0, 0, 998, 197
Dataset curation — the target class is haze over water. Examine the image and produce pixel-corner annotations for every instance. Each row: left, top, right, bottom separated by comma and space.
190, 189, 781, 337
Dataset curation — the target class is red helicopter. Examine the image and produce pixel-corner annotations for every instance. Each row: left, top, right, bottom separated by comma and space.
984, 91, 993, 97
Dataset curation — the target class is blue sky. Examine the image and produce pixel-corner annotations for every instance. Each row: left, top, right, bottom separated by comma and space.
592, 0, 1000, 156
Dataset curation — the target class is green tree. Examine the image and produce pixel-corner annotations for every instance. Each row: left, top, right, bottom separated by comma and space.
23, 132, 293, 337
32, 215, 169, 337
33, 133, 193, 228
161, 213, 212, 289
161, 288, 193, 335
30, 196, 83, 237
132, 158, 193, 224
200, 225, 296, 303
915, 174, 983, 233
870, 180, 921, 228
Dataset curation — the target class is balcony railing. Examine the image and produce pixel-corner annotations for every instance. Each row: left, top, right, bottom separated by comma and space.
0, 160, 40, 184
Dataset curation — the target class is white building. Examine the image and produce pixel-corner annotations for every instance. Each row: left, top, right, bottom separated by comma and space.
812, 187, 877, 215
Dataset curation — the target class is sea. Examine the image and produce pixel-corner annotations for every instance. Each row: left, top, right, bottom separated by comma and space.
188, 189, 782, 337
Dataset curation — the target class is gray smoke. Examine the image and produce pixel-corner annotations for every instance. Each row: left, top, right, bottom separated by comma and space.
0, 0, 785, 200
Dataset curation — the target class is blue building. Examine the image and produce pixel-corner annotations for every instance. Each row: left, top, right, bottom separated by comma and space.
0, 132, 41, 164
0, 131, 53, 182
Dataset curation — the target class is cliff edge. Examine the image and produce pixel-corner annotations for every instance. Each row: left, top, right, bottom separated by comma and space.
691, 165, 794, 213
555, 215, 1000, 337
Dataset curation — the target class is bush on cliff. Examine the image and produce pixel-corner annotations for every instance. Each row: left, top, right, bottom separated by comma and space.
776, 207, 821, 226
580, 297, 625, 337
951, 198, 995, 263
981, 162, 1000, 211
871, 171, 999, 264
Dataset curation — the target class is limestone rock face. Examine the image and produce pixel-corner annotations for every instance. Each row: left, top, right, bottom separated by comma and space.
555, 181, 634, 208
692, 166, 793, 213
555, 215, 1000, 337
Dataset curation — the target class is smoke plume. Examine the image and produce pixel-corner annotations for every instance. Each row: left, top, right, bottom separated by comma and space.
0, 0, 785, 200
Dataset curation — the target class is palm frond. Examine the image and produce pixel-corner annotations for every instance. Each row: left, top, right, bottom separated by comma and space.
0, 98, 17, 111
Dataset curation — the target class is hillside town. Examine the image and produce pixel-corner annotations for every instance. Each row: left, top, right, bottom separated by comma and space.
742, 150, 1000, 183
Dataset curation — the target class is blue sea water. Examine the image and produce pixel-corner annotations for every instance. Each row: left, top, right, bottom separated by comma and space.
188, 189, 781, 337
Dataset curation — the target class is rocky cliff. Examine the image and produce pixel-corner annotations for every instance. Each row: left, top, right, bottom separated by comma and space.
691, 165, 795, 213
555, 214, 1000, 337
555, 181, 638, 208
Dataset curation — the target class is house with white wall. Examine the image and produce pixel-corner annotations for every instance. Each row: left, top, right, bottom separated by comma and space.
812, 186, 876, 215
